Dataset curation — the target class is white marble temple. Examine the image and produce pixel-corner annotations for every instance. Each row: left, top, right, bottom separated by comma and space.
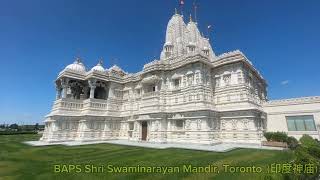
40, 11, 319, 145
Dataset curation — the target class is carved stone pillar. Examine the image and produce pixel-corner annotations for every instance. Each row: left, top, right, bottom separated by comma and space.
102, 120, 110, 140
82, 86, 89, 99
161, 77, 165, 88
55, 84, 62, 100
108, 82, 114, 98
155, 84, 158, 92
61, 78, 69, 99
88, 79, 96, 99
76, 119, 88, 140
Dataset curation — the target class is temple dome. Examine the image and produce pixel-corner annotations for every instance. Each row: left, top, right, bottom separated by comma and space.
91, 60, 105, 72
64, 58, 86, 73
109, 65, 125, 73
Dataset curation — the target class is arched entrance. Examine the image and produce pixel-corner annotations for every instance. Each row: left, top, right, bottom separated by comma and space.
94, 87, 107, 99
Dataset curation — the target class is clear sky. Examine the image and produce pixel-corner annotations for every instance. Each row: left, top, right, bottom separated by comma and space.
0, 0, 319, 125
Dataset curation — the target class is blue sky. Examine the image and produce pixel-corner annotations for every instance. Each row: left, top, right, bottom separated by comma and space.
0, 0, 319, 124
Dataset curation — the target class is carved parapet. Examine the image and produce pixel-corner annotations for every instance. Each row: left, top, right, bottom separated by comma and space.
141, 75, 161, 84
264, 96, 320, 106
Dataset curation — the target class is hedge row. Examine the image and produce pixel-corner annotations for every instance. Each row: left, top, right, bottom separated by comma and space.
263, 132, 299, 149
0, 131, 38, 135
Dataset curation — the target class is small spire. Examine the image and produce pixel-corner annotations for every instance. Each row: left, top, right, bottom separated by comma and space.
174, 8, 178, 15
193, 1, 198, 22
189, 14, 193, 22
75, 57, 81, 63
98, 58, 103, 65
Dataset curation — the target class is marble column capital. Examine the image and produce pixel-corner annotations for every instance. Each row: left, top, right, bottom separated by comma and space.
61, 77, 70, 86
88, 79, 97, 88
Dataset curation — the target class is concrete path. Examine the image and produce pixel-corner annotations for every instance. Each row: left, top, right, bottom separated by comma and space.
24, 140, 284, 152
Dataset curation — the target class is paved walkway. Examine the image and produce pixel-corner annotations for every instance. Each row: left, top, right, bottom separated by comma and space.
24, 140, 284, 152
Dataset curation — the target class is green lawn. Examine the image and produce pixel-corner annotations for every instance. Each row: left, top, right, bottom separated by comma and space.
0, 134, 294, 180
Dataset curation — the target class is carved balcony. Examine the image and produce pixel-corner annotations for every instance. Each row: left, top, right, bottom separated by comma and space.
51, 98, 122, 116
83, 98, 108, 111
52, 98, 83, 112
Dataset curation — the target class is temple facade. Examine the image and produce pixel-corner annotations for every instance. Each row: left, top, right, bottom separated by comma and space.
40, 12, 320, 144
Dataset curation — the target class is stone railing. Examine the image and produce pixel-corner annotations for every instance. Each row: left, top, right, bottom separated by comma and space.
265, 96, 320, 106
143, 53, 210, 73
143, 59, 160, 69
52, 99, 83, 111
52, 98, 122, 113
83, 98, 108, 110
215, 50, 265, 82
217, 50, 242, 59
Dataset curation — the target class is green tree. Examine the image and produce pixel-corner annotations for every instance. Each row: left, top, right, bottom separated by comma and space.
34, 123, 39, 130
290, 135, 320, 180
9, 123, 19, 130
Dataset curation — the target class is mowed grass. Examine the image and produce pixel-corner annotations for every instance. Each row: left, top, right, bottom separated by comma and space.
0, 134, 294, 180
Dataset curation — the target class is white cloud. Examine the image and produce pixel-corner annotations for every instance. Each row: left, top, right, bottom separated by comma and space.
281, 80, 290, 85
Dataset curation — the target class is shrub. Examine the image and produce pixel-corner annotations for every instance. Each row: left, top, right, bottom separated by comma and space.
263, 132, 273, 141
287, 136, 299, 150
263, 131, 288, 142
300, 134, 319, 147
289, 135, 320, 179
293, 146, 320, 179
271, 132, 288, 142
308, 145, 320, 159
299, 134, 320, 159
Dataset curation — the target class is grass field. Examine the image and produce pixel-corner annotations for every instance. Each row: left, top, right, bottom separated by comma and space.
0, 134, 294, 180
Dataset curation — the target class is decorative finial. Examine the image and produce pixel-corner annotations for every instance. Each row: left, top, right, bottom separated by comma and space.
98, 58, 103, 65
189, 14, 193, 22
175, 8, 178, 15
75, 57, 81, 63
193, 1, 198, 22
206, 25, 212, 39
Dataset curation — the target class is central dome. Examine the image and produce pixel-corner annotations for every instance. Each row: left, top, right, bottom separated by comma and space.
65, 58, 86, 73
